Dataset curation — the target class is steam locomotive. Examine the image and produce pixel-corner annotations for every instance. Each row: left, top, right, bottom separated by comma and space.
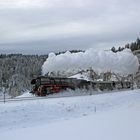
30, 76, 131, 96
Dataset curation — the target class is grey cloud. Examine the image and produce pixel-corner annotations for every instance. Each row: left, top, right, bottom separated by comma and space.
0, 0, 140, 54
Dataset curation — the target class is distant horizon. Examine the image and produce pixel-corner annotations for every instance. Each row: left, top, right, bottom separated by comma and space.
0, 37, 139, 55
0, 39, 127, 55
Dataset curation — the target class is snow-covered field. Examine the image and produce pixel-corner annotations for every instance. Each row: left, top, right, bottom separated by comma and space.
0, 89, 140, 140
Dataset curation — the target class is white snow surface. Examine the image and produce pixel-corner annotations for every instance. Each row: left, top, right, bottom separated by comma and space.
16, 91, 35, 98
42, 48, 139, 76
0, 89, 140, 140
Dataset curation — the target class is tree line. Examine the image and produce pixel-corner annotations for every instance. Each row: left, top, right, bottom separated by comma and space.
111, 37, 140, 53
0, 54, 48, 97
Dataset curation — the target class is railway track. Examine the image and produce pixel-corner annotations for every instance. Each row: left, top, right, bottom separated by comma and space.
0, 93, 91, 103
0, 89, 131, 103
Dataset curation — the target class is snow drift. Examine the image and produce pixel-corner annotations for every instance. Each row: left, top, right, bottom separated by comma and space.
42, 48, 139, 76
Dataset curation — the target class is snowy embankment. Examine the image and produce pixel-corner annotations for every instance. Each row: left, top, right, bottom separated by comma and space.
0, 89, 140, 140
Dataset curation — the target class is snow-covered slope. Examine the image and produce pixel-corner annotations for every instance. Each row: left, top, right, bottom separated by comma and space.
0, 89, 140, 140
42, 48, 139, 76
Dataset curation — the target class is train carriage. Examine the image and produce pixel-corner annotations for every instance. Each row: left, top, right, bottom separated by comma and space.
30, 76, 132, 96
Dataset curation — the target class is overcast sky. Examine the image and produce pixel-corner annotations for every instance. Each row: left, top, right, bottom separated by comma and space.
0, 0, 140, 54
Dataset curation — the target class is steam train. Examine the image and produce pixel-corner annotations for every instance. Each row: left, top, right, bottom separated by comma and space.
30, 76, 132, 96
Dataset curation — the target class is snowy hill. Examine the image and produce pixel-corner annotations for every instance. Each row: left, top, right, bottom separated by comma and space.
0, 89, 140, 140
